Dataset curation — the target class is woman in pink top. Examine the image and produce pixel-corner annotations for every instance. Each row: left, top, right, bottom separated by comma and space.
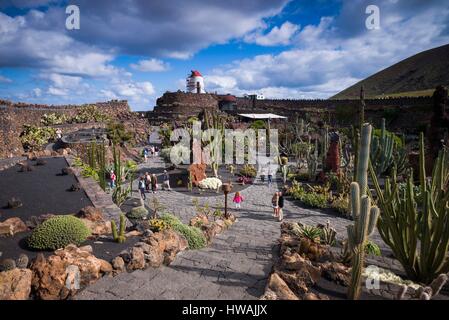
233, 191, 243, 209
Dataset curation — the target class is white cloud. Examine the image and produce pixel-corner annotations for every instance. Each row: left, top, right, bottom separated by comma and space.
209, 1, 449, 98
244, 21, 300, 46
0, 12, 118, 77
0, 75, 12, 83
130, 58, 170, 72
47, 86, 68, 96
32, 88, 42, 97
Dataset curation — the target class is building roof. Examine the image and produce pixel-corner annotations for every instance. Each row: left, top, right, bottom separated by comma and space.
237, 113, 287, 119
190, 70, 203, 77
221, 94, 237, 102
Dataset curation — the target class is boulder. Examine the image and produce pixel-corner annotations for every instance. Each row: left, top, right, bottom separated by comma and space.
30, 253, 71, 300
0, 259, 17, 272
201, 223, 222, 243
214, 219, 226, 232
111, 256, 125, 272
99, 259, 113, 274
127, 247, 146, 271
142, 229, 188, 267
0, 268, 32, 300
189, 214, 209, 227
277, 271, 309, 296
25, 214, 55, 229
304, 292, 330, 300
77, 206, 104, 222
80, 219, 111, 236
0, 217, 28, 237
265, 273, 299, 300
16, 254, 29, 269
320, 261, 350, 287
144, 246, 164, 268
30, 245, 108, 300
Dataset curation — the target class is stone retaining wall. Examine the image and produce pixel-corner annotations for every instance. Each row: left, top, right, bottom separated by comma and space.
65, 155, 123, 224
0, 100, 132, 159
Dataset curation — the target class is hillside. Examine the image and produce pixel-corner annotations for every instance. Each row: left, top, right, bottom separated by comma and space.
332, 44, 449, 99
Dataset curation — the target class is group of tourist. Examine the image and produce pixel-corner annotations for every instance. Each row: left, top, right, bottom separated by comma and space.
143, 145, 159, 163
138, 170, 171, 200
260, 162, 274, 188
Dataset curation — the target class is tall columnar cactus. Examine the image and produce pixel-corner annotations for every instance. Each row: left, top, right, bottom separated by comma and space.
97, 141, 107, 190
352, 126, 360, 182
370, 118, 395, 176
369, 132, 449, 284
320, 126, 329, 163
307, 139, 319, 181
347, 123, 380, 300
356, 123, 372, 196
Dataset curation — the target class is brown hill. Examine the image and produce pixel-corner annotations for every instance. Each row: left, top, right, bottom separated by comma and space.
332, 43, 449, 99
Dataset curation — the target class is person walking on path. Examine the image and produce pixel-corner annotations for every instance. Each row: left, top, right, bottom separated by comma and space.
162, 170, 171, 191
271, 192, 279, 218
143, 148, 149, 163
138, 176, 146, 200
151, 173, 158, 193
233, 191, 244, 209
151, 146, 155, 157
144, 172, 151, 192
267, 163, 273, 188
278, 191, 284, 222
110, 170, 116, 189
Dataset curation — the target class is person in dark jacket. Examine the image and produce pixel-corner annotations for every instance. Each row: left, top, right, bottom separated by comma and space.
278, 191, 284, 222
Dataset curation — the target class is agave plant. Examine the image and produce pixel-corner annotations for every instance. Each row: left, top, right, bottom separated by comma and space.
370, 132, 449, 284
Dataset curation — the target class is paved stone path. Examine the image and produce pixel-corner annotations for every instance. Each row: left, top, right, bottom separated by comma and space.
77, 138, 391, 300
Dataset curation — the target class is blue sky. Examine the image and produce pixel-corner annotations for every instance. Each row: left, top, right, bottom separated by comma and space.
0, 0, 448, 110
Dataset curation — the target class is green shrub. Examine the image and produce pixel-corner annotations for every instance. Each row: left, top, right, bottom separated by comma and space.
41, 113, 68, 126
287, 180, 306, 200
239, 164, 257, 178
149, 218, 169, 232
330, 195, 350, 216
28, 215, 91, 250
107, 121, 133, 145
71, 105, 109, 123
20, 125, 56, 151
127, 206, 149, 220
365, 241, 381, 256
160, 213, 207, 249
300, 192, 328, 209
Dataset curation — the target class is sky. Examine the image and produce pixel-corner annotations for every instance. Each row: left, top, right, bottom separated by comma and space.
0, 0, 448, 111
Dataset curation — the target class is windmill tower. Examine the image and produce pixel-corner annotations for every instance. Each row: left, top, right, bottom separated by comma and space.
186, 70, 205, 94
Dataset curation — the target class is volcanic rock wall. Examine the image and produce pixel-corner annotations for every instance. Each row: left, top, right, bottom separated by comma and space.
235, 96, 433, 131
146, 91, 433, 133
150, 91, 219, 122
0, 100, 131, 158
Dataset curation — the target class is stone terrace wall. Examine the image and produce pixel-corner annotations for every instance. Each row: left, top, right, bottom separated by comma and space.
235, 96, 433, 132
150, 91, 219, 122
0, 100, 132, 159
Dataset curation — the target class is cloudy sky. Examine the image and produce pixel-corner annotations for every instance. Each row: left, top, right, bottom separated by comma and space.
0, 0, 448, 110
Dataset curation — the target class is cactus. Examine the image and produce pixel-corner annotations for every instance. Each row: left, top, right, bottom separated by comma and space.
188, 171, 193, 191
97, 141, 107, 190
307, 139, 319, 181
320, 220, 337, 245
347, 123, 380, 300
369, 132, 449, 284
320, 126, 329, 163
370, 118, 394, 176
111, 214, 126, 243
